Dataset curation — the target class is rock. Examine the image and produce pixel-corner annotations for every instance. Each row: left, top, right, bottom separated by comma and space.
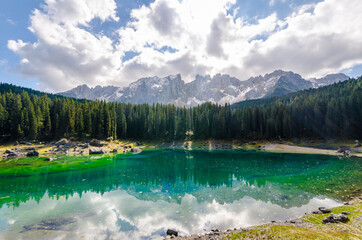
44, 158, 56, 162
341, 211, 352, 215
6, 149, 19, 157
343, 150, 352, 157
312, 210, 322, 214
14, 141, 19, 146
23, 147, 36, 151
5, 149, 15, 154
112, 149, 118, 153
135, 142, 143, 146
89, 139, 107, 147
64, 142, 73, 148
26, 150, 39, 157
89, 148, 105, 154
78, 143, 89, 148
318, 207, 331, 213
166, 229, 178, 237
55, 139, 69, 146
354, 140, 361, 147
322, 214, 349, 224
344, 202, 350, 205
131, 147, 142, 153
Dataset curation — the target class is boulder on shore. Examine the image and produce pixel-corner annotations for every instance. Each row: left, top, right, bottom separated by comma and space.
89, 139, 107, 147
5, 149, 19, 157
354, 140, 361, 147
322, 213, 349, 224
24, 147, 36, 151
78, 143, 89, 148
89, 148, 105, 154
318, 207, 331, 213
55, 139, 69, 146
166, 229, 178, 237
26, 150, 39, 157
131, 147, 142, 153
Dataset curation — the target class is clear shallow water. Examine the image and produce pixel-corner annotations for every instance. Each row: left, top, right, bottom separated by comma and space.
0, 149, 361, 239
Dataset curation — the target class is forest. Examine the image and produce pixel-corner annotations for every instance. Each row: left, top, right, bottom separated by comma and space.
0, 77, 361, 141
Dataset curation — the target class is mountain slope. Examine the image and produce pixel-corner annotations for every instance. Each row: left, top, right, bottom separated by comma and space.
58, 70, 349, 106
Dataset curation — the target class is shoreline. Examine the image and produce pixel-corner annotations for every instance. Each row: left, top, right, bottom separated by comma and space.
167, 196, 362, 240
1, 139, 362, 160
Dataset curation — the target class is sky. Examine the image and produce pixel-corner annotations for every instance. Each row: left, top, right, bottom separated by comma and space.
1, 0, 362, 92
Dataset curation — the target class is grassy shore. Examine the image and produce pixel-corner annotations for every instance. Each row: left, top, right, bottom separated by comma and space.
172, 198, 362, 240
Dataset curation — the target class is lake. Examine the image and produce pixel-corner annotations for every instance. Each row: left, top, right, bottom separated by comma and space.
0, 149, 361, 239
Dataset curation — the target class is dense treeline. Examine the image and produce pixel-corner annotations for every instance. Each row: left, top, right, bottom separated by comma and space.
0, 78, 361, 141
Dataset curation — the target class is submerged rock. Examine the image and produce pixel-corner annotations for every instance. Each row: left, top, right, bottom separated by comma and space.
89, 148, 105, 154
131, 147, 142, 153
322, 213, 349, 224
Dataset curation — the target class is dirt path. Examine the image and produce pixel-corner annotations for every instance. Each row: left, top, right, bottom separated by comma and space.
264, 144, 362, 157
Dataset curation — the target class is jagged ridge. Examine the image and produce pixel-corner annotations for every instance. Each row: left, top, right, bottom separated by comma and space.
58, 70, 349, 107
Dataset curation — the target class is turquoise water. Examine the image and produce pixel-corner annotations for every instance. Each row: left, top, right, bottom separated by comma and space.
0, 149, 361, 239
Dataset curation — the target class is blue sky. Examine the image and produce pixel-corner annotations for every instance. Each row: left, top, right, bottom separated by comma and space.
1, 0, 362, 92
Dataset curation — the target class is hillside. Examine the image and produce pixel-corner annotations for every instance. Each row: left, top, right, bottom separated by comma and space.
0, 77, 360, 141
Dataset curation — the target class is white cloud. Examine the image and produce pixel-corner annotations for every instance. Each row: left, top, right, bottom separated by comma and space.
7, 0, 362, 91
8, 0, 121, 91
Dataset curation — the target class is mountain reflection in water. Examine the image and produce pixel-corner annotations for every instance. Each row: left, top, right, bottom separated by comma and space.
0, 149, 361, 239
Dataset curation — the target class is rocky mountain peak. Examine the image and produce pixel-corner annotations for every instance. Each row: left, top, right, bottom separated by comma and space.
58, 70, 350, 107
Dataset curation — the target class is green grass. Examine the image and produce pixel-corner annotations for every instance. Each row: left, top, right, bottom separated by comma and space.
222, 200, 362, 240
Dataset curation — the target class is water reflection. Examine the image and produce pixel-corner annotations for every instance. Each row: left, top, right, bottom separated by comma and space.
0, 150, 361, 239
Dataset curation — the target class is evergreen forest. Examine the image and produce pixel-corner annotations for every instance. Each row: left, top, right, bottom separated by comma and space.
0, 77, 361, 141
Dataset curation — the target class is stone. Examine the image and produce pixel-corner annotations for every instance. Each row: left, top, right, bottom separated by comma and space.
341, 211, 352, 215
312, 210, 322, 214
23, 147, 36, 151
354, 140, 361, 147
166, 229, 178, 237
5, 149, 20, 157
112, 149, 118, 153
5, 149, 15, 154
318, 207, 331, 213
89, 139, 107, 147
44, 158, 56, 162
322, 213, 349, 224
14, 141, 19, 146
26, 150, 39, 157
89, 148, 105, 154
78, 143, 89, 148
131, 147, 142, 153
55, 139, 69, 146
63, 142, 73, 148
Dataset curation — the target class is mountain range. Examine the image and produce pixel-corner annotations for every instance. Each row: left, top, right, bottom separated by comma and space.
58, 70, 349, 107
